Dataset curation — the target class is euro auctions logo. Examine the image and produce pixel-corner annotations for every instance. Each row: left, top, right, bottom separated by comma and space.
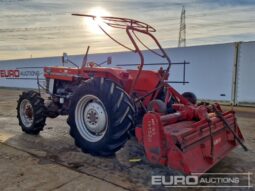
152, 173, 253, 188
152, 175, 198, 187
0, 68, 42, 79
0, 69, 20, 78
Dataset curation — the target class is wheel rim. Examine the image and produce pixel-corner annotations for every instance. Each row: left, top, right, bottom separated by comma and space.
75, 95, 108, 142
19, 99, 34, 128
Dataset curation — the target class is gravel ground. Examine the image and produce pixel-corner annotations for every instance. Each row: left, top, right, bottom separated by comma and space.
0, 88, 254, 191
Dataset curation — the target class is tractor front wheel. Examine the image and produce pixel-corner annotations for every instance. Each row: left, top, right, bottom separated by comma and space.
17, 91, 46, 135
68, 78, 135, 156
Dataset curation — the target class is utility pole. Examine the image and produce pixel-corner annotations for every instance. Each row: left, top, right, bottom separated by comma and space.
178, 6, 186, 47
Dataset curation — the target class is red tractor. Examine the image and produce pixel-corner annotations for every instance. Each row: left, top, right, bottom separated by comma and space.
17, 14, 247, 175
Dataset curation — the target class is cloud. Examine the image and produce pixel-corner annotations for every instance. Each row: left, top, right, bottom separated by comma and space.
1, 0, 255, 60
196, 0, 255, 6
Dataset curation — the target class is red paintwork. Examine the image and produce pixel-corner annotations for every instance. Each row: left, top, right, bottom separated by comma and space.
44, 56, 245, 177
136, 100, 244, 175
45, 63, 245, 174
43, 14, 246, 175
44, 66, 162, 102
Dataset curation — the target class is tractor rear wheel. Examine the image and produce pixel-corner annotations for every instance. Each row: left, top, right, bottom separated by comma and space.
17, 90, 46, 135
182, 92, 197, 104
68, 78, 135, 156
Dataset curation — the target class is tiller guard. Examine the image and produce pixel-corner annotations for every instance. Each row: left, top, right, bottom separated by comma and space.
136, 103, 247, 175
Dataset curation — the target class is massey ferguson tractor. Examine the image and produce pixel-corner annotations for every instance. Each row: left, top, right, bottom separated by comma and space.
17, 14, 247, 175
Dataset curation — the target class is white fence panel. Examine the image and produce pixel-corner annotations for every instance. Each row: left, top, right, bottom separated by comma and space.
0, 57, 62, 88
167, 44, 235, 102
72, 44, 236, 102
236, 41, 255, 105
0, 43, 236, 103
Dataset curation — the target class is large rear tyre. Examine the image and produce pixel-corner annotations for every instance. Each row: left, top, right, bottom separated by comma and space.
68, 78, 135, 156
17, 91, 46, 135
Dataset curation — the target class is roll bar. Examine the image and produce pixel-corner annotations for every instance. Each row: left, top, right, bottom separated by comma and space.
72, 14, 172, 91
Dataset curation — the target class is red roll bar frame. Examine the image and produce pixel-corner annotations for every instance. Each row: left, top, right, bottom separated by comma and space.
72, 14, 172, 92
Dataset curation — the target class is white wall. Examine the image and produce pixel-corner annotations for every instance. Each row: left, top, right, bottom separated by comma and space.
165, 44, 235, 102
236, 41, 255, 105
0, 57, 62, 88
0, 42, 249, 105
85, 43, 235, 103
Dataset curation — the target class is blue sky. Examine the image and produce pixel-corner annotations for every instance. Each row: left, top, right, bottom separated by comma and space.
0, 0, 255, 60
